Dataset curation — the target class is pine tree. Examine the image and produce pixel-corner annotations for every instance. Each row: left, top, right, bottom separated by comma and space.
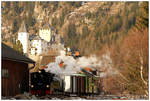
136, 2, 148, 30
13, 40, 23, 54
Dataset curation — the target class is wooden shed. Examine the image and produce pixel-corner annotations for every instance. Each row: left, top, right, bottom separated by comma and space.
2, 43, 35, 97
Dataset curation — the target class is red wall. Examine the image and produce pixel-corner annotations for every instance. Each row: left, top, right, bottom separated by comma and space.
2, 59, 29, 96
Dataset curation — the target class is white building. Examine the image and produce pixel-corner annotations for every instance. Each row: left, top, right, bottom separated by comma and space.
18, 21, 29, 53
50, 33, 65, 51
30, 35, 48, 55
39, 24, 54, 42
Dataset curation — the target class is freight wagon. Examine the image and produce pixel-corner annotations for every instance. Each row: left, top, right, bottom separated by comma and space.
64, 74, 99, 95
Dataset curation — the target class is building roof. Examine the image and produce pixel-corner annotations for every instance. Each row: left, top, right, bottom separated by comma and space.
43, 24, 50, 29
2, 43, 35, 64
40, 55, 56, 66
42, 24, 54, 31
81, 68, 96, 77
18, 21, 27, 32
65, 73, 87, 76
29, 34, 38, 41
32, 35, 42, 40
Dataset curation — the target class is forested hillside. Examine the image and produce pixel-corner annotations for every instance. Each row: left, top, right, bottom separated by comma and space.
2, 2, 141, 55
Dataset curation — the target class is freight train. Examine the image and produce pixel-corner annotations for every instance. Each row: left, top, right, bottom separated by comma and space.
30, 69, 100, 96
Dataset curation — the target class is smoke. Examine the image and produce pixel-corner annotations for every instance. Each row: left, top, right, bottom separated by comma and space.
45, 50, 80, 75
98, 52, 119, 78
76, 55, 102, 68
44, 50, 118, 77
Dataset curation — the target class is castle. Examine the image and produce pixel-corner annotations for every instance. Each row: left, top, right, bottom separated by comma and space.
18, 21, 64, 56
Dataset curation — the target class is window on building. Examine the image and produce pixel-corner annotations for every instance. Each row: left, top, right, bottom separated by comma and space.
2, 69, 8, 78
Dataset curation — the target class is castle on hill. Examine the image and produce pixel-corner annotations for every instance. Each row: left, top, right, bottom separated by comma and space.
17, 21, 64, 56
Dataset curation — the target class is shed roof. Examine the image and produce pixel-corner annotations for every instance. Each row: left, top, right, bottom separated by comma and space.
2, 43, 35, 64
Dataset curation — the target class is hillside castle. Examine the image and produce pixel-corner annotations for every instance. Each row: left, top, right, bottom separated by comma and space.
18, 21, 64, 56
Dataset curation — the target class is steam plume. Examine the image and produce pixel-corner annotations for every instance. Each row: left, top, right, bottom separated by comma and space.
45, 50, 118, 77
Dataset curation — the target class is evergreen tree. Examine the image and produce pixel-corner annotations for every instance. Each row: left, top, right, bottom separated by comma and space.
136, 2, 148, 30
13, 40, 23, 54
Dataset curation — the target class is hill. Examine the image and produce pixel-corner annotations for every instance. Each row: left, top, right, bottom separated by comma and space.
2, 2, 141, 55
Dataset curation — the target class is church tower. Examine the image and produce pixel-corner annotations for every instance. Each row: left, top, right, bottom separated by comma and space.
18, 21, 29, 54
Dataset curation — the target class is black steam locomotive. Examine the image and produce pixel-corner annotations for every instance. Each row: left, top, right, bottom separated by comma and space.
30, 69, 100, 96
30, 69, 55, 96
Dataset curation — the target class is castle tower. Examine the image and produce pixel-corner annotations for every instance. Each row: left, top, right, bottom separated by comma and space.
39, 24, 52, 42
18, 21, 29, 54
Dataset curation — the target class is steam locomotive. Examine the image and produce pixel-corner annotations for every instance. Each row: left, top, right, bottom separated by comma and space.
30, 69, 100, 96
30, 69, 55, 96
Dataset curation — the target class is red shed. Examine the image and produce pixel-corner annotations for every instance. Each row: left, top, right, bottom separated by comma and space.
2, 43, 35, 97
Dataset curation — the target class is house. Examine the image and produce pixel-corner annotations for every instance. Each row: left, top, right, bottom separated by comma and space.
30, 35, 48, 55
18, 21, 29, 54
2, 43, 35, 97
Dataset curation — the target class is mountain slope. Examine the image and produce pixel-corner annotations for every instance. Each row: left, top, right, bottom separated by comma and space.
2, 2, 141, 55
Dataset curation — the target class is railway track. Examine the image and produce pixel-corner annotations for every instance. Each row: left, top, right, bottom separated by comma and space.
3, 93, 148, 100
37, 94, 148, 100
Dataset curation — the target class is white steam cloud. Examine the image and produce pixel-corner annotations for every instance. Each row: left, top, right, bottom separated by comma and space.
44, 50, 118, 77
